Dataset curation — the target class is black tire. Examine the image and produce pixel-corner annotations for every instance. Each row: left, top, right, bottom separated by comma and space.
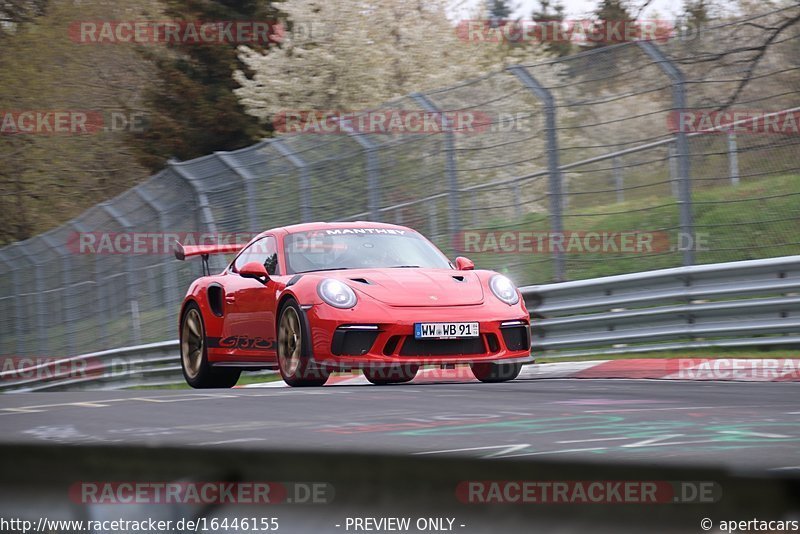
180, 302, 241, 388
470, 361, 523, 383
363, 365, 419, 385
277, 299, 329, 387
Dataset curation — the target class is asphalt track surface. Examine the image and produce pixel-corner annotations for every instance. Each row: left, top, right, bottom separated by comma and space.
1, 377, 799, 472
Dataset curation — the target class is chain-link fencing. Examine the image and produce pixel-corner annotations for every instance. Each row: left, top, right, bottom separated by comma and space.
1, 6, 798, 358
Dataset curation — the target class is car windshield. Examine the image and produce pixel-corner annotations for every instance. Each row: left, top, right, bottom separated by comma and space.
284, 228, 451, 273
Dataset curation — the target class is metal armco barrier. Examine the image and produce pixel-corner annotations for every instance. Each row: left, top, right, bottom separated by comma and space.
3, 255, 799, 392
523, 255, 800, 357
0, 341, 182, 392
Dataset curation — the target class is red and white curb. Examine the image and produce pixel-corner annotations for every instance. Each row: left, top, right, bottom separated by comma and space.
236, 358, 800, 388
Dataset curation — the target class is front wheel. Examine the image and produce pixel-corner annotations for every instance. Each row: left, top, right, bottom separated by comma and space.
277, 300, 329, 387
180, 303, 241, 388
470, 361, 522, 383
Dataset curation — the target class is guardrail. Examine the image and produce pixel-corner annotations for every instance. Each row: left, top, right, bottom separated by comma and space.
0, 341, 182, 392
522, 255, 800, 357
3, 255, 799, 391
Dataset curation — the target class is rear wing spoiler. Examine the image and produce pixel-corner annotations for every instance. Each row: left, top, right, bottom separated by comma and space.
174, 242, 244, 276
174, 242, 244, 261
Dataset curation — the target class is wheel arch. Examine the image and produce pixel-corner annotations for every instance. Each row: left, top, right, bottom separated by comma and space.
276, 291, 315, 361
178, 298, 200, 334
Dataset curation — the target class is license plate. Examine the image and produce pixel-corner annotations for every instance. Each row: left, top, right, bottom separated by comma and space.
414, 322, 479, 339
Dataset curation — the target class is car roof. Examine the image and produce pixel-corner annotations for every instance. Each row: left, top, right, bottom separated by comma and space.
258, 221, 415, 238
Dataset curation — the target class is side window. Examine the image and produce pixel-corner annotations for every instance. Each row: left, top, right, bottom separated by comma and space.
234, 236, 280, 275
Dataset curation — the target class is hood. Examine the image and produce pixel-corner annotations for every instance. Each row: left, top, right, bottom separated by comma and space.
329, 268, 484, 307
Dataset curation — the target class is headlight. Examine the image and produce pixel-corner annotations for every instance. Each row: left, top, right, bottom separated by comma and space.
489, 274, 519, 305
318, 278, 357, 309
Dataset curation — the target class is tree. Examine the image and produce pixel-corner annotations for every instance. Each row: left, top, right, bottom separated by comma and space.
683, 0, 710, 28
233, 0, 547, 121
587, 0, 634, 49
0, 0, 156, 244
532, 0, 572, 57
489, 0, 513, 21
0, 0, 47, 35
129, 0, 278, 171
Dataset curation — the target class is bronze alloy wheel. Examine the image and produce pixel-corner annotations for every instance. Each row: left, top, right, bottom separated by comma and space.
179, 303, 240, 388
277, 300, 329, 387
181, 307, 204, 380
278, 305, 302, 377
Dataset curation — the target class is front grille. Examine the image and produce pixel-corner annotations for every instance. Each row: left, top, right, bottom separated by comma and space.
501, 326, 530, 351
383, 335, 402, 356
331, 329, 379, 356
399, 336, 486, 356
486, 333, 501, 353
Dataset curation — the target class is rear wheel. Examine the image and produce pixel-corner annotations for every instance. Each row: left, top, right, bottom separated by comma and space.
363, 365, 419, 385
180, 303, 241, 388
277, 300, 329, 387
470, 361, 522, 383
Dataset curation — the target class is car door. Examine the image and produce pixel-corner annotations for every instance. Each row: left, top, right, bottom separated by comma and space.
222, 236, 280, 360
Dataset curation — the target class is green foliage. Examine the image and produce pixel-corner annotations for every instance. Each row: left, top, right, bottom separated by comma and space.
532, 0, 572, 57
463, 174, 800, 285
129, 0, 277, 171
587, 0, 634, 50
683, 0, 710, 28
0, 0, 155, 244
489, 0, 513, 20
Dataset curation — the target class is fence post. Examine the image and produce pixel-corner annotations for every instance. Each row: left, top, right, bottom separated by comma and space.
428, 200, 439, 239
668, 143, 679, 198
727, 133, 740, 186
507, 65, 566, 282
168, 159, 227, 273
638, 41, 695, 267
0, 250, 25, 355
215, 152, 260, 230
613, 155, 624, 203
271, 140, 313, 223
71, 220, 106, 350
410, 93, 461, 240
14, 243, 47, 355
40, 233, 76, 356
100, 203, 141, 345
337, 119, 381, 222
134, 184, 180, 310
513, 182, 523, 218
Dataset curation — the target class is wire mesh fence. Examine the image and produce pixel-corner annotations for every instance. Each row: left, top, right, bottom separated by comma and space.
1, 6, 798, 358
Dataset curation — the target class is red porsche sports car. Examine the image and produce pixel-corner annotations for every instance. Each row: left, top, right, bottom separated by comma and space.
175, 222, 531, 387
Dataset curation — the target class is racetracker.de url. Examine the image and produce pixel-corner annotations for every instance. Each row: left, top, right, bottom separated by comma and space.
0, 517, 279, 533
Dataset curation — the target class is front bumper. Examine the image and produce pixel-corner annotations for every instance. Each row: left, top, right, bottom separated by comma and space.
305, 301, 532, 369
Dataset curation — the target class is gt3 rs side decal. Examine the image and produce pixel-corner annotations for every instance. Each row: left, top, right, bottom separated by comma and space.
207, 335, 276, 351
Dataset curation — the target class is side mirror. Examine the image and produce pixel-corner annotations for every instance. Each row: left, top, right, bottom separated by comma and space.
239, 261, 269, 284
455, 256, 475, 271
